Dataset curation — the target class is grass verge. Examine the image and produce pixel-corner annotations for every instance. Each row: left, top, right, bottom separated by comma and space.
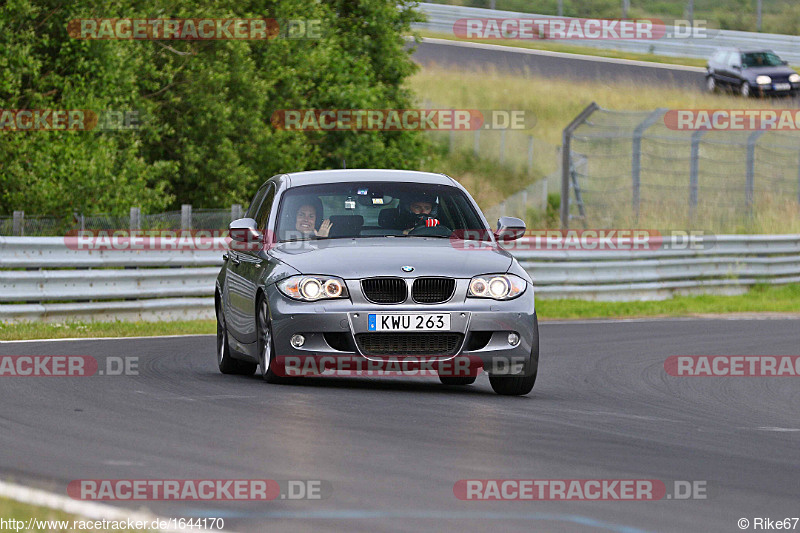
1, 286, 799, 341
0, 496, 154, 532
536, 283, 800, 319
0, 319, 216, 341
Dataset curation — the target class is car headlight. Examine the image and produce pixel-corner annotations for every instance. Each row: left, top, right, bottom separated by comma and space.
468, 274, 527, 300
790, 73, 800, 84
277, 275, 349, 301
756, 75, 772, 85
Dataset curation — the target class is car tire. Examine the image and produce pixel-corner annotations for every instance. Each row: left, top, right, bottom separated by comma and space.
740, 81, 751, 97
256, 294, 292, 384
706, 75, 717, 93
217, 298, 256, 375
488, 315, 539, 396
439, 376, 477, 386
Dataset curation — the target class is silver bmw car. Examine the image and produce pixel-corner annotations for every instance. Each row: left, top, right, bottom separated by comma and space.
215, 169, 539, 395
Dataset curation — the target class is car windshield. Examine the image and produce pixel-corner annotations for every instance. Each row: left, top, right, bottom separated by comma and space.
276, 181, 488, 242
742, 52, 783, 67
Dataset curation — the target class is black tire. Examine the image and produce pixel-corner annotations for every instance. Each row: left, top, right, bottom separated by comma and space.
217, 298, 240, 374
740, 81, 751, 98
439, 376, 477, 386
217, 298, 258, 375
706, 75, 717, 93
489, 372, 537, 396
256, 294, 293, 384
488, 315, 539, 396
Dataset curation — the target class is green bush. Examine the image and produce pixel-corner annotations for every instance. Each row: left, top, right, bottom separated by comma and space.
0, 0, 426, 215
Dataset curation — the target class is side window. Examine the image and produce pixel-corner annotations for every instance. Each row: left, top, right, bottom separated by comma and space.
245, 185, 268, 219
255, 184, 276, 233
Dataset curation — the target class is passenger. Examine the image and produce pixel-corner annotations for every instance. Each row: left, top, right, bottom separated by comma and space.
294, 201, 332, 238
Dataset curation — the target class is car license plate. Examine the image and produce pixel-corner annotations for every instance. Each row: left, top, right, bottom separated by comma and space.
774, 83, 791, 91
368, 313, 450, 331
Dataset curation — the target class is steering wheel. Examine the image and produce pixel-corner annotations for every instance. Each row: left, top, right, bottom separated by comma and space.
408, 223, 452, 237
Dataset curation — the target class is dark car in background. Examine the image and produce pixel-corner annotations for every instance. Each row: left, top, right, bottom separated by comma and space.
706, 48, 800, 97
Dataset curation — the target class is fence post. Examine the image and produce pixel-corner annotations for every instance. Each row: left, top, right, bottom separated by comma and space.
499, 130, 506, 164
129, 207, 140, 231
12, 211, 24, 236
561, 102, 599, 229
746, 131, 765, 213
231, 204, 242, 222
689, 130, 706, 221
181, 204, 192, 230
527, 136, 535, 176
631, 108, 667, 222
473, 129, 480, 157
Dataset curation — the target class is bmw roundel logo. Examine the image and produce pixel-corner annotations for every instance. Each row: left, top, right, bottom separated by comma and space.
401, 265, 414, 273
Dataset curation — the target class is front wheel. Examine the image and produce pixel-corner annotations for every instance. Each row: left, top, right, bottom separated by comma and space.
706, 75, 717, 93
257, 294, 293, 384
740, 81, 751, 97
489, 315, 539, 396
217, 299, 256, 375
489, 372, 537, 396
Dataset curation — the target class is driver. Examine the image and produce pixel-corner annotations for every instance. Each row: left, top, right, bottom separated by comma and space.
401, 193, 441, 235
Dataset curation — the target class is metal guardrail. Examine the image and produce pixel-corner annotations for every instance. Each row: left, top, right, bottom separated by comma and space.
1, 234, 799, 321
415, 3, 800, 66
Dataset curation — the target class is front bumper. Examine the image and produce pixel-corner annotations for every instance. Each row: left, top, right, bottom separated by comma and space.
265, 278, 537, 376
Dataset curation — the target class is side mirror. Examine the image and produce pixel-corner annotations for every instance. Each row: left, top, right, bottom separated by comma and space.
782, 60, 789, 65
494, 217, 526, 242
733, 65, 742, 70
229, 218, 262, 244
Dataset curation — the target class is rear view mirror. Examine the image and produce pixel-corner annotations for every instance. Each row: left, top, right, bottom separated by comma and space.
495, 217, 526, 242
229, 218, 262, 243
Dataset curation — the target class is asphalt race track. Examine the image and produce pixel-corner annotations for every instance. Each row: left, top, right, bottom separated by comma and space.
2, 318, 799, 533
411, 38, 707, 88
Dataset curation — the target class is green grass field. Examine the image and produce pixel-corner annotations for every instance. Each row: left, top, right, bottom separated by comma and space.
410, 65, 800, 233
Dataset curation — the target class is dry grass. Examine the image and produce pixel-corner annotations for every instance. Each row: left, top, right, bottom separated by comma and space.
411, 67, 800, 233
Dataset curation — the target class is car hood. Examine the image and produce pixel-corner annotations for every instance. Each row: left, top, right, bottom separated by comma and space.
744, 65, 796, 78
269, 237, 513, 278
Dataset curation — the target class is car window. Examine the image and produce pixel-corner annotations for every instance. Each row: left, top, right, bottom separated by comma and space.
275, 181, 488, 241
254, 184, 275, 233
742, 52, 784, 67
245, 184, 268, 219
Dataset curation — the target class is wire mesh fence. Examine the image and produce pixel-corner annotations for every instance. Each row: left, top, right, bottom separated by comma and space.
566, 107, 800, 232
0, 206, 242, 236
